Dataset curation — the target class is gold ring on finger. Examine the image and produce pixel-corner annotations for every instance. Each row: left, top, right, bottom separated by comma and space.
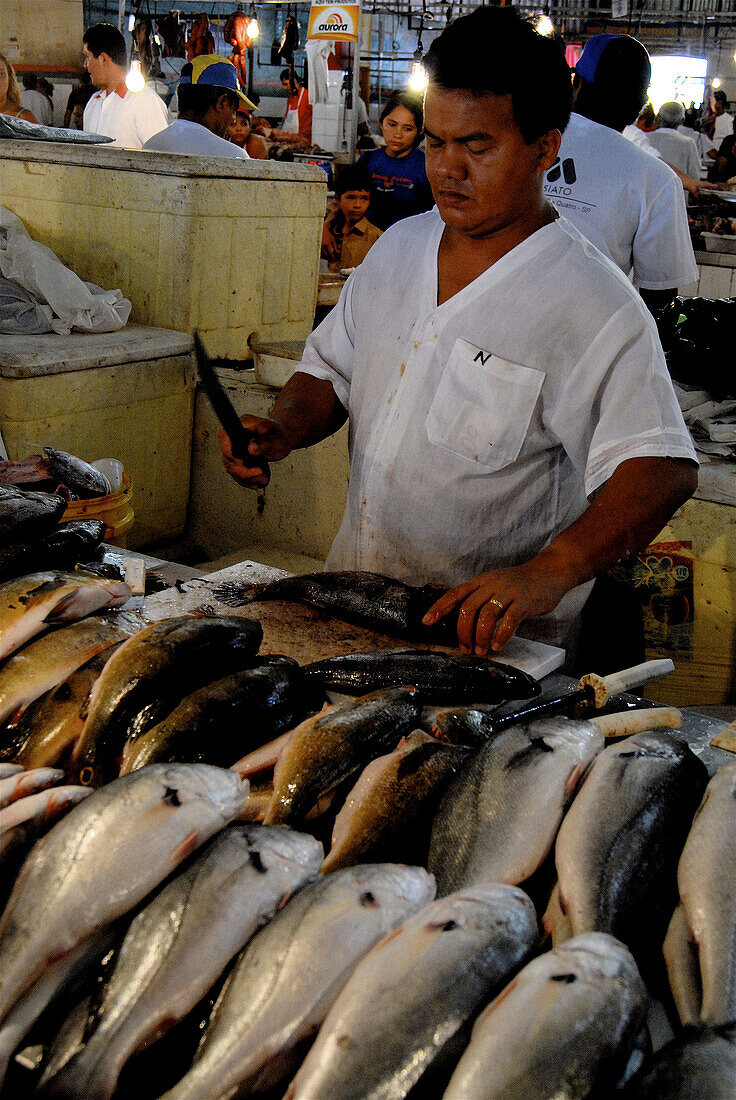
488, 597, 505, 611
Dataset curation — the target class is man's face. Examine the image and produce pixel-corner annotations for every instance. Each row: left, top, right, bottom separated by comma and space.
281, 77, 292, 94
83, 44, 107, 88
423, 86, 560, 240
211, 93, 238, 138
339, 188, 371, 225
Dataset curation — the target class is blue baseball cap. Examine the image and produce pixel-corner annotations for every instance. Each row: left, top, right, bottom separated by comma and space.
575, 34, 622, 84
180, 55, 256, 109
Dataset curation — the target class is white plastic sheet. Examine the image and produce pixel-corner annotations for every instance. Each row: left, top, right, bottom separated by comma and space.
0, 207, 131, 336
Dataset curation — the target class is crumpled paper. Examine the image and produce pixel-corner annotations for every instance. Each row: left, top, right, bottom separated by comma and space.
0, 207, 131, 335
674, 382, 736, 458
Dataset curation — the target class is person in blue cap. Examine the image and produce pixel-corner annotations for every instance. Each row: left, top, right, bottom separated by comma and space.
543, 32, 697, 311
143, 55, 256, 158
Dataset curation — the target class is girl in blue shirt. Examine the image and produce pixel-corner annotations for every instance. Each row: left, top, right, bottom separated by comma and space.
357, 91, 434, 230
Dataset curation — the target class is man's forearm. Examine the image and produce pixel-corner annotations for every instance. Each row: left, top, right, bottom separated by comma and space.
269, 371, 348, 449
534, 456, 698, 589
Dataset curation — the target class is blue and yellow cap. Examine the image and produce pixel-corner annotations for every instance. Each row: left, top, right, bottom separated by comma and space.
180, 55, 256, 110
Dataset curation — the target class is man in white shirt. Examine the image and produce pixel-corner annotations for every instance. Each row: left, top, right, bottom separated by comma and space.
20, 74, 52, 125
219, 7, 697, 656
544, 33, 697, 311
82, 23, 167, 149
143, 55, 254, 158
648, 101, 701, 179
711, 90, 734, 145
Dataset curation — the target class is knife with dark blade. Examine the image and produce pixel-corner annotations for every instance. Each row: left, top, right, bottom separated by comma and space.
193, 330, 270, 483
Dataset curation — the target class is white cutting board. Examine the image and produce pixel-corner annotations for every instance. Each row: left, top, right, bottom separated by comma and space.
142, 560, 565, 682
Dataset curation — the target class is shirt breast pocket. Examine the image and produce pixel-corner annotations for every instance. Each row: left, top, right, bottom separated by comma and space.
425, 339, 545, 472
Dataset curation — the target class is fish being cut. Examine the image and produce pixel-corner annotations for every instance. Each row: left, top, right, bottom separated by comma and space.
265, 686, 423, 826
619, 1025, 736, 1099
284, 884, 538, 1100
1, 650, 121, 770
242, 570, 459, 643
0, 487, 66, 546
323, 731, 466, 873
160, 864, 436, 1100
0, 785, 92, 868
70, 615, 264, 787
0, 570, 131, 662
547, 732, 708, 977
0, 763, 249, 1028
443, 933, 648, 1100
119, 656, 311, 774
664, 762, 736, 1027
43, 448, 111, 498
428, 717, 604, 897
42, 824, 322, 1100
0, 520, 107, 585
302, 649, 540, 704
0, 613, 140, 726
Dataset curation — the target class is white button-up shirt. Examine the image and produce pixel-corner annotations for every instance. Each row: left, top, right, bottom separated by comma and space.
83, 83, 168, 149
297, 209, 696, 644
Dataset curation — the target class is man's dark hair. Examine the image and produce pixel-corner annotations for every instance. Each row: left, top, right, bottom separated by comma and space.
335, 164, 373, 197
379, 90, 424, 146
22, 73, 37, 90
280, 68, 301, 84
83, 23, 128, 68
423, 7, 572, 143
573, 36, 650, 132
713, 89, 728, 108
178, 74, 238, 117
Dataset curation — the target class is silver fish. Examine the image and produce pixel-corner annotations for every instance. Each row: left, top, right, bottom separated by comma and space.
160, 864, 436, 1100
428, 718, 604, 896
0, 764, 23, 779
43, 824, 322, 1100
0, 786, 92, 868
547, 732, 708, 977
43, 448, 111, 498
0, 571, 131, 662
0, 767, 64, 809
285, 884, 538, 1100
664, 762, 736, 1027
620, 1025, 736, 1099
0, 612, 141, 725
0, 764, 249, 1027
443, 933, 648, 1099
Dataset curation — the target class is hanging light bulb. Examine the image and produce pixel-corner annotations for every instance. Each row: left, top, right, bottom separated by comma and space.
712, 76, 722, 89
126, 57, 146, 91
536, 14, 554, 36
128, 13, 136, 33
247, 14, 260, 40
409, 55, 428, 93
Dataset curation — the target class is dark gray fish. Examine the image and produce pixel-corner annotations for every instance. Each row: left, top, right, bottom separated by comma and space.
0, 520, 106, 584
548, 732, 708, 978
70, 615, 264, 787
241, 570, 457, 642
118, 656, 312, 774
284, 884, 538, 1100
620, 1025, 736, 1099
302, 649, 540, 704
433, 704, 501, 746
265, 686, 423, 826
0, 487, 66, 546
43, 449, 111, 499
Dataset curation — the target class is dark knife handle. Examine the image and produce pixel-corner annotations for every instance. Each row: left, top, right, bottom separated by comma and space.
193, 331, 270, 482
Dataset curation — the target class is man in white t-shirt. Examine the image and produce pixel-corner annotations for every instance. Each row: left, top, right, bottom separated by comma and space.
143, 55, 254, 158
710, 91, 734, 145
648, 101, 700, 178
544, 33, 697, 311
218, 7, 697, 657
20, 74, 52, 125
82, 22, 167, 149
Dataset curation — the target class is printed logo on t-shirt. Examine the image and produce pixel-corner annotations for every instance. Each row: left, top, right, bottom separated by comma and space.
546, 156, 577, 185
372, 171, 416, 193
544, 156, 598, 212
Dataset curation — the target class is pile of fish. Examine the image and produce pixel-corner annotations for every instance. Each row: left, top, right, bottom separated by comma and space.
0, 567, 733, 1097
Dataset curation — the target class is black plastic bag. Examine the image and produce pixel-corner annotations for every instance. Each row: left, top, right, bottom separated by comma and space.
654, 296, 736, 401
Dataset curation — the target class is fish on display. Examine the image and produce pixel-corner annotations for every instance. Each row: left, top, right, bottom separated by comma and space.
302, 648, 540, 704
1, 650, 121, 770
0, 487, 67, 546
0, 766, 64, 809
428, 716, 605, 897
265, 686, 423, 826
43, 448, 111, 498
242, 570, 459, 642
42, 824, 323, 1100
0, 570, 132, 662
284, 884, 538, 1100
433, 704, 505, 746
0, 613, 141, 726
546, 732, 708, 977
0, 785, 92, 868
0, 519, 107, 585
619, 1024, 736, 1099
664, 762, 736, 1028
0, 763, 249, 1029
70, 614, 264, 787
443, 932, 648, 1099
119, 656, 312, 774
160, 864, 436, 1100
0, 763, 23, 778
323, 731, 467, 873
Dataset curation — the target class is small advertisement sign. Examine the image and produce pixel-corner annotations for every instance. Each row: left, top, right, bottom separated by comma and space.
307, 3, 360, 42
611, 0, 628, 18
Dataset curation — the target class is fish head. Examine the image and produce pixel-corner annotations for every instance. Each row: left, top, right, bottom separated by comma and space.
553, 932, 646, 991
44, 448, 111, 495
233, 822, 324, 879
154, 763, 251, 823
